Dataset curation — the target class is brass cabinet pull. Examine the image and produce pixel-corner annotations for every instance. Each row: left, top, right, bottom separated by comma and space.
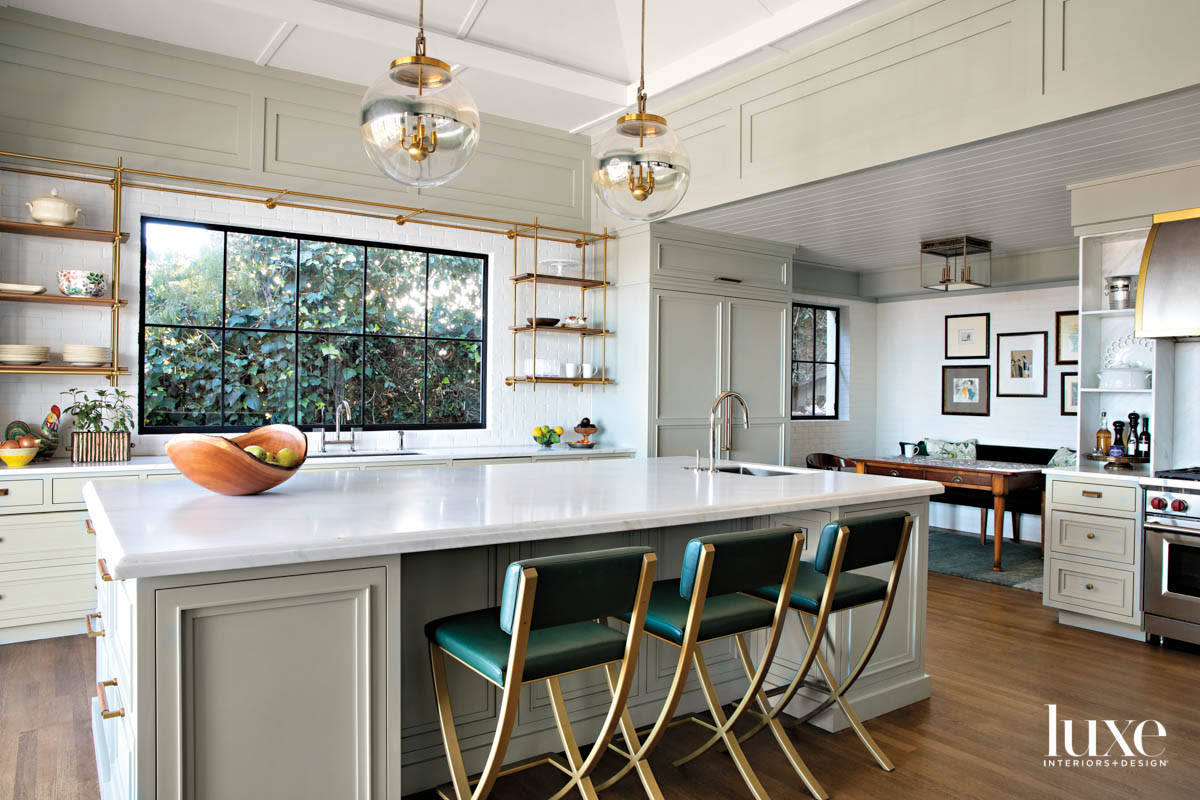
1082, 490, 1103, 498
1086, 532, 1096, 539
889, 469, 900, 477
1085, 583, 1095, 590
97, 678, 124, 719
952, 475, 964, 483
0, 488, 8, 496
84, 519, 96, 535
97, 558, 122, 582
85, 612, 105, 638
712, 276, 743, 283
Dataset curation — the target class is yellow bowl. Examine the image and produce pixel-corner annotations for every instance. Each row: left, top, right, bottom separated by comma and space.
0, 447, 38, 467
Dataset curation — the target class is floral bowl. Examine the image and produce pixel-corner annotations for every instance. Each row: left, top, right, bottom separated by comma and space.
57, 270, 107, 298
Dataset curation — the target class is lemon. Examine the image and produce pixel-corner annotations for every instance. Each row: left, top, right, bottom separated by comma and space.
532, 426, 544, 436
275, 448, 300, 468
553, 426, 564, 436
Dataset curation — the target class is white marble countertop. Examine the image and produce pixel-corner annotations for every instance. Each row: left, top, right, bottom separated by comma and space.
858, 455, 1046, 473
1043, 462, 1150, 483
85, 457, 944, 579
1, 443, 636, 477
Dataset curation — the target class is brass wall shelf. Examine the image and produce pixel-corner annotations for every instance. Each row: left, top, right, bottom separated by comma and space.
0, 292, 128, 307
504, 376, 615, 387
0, 364, 130, 377
508, 325, 610, 337
510, 273, 609, 290
0, 219, 128, 243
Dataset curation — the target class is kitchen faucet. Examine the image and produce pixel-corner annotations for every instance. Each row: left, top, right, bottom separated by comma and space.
708, 390, 750, 473
318, 399, 356, 452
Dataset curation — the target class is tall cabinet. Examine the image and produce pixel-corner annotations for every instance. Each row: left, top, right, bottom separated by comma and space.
596, 222, 794, 464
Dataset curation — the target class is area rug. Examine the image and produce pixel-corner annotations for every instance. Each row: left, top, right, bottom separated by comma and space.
928, 528, 1044, 593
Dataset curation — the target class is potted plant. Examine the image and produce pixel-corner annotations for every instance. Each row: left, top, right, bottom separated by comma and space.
61, 387, 134, 463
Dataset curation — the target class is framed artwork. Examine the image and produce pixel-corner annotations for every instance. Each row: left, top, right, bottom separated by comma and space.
944, 313, 990, 359
942, 364, 991, 416
996, 331, 1048, 397
1061, 372, 1079, 416
1055, 310, 1080, 365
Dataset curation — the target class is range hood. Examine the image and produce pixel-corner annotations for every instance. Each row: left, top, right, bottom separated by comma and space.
1136, 208, 1200, 340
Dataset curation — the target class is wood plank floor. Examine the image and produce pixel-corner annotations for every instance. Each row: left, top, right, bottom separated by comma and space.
2, 573, 1197, 799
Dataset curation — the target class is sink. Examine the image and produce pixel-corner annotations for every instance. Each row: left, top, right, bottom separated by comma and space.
307, 450, 425, 459
712, 465, 792, 477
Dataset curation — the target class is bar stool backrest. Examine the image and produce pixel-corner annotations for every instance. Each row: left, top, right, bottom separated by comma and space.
813, 512, 912, 574
499, 546, 655, 634
680, 527, 800, 599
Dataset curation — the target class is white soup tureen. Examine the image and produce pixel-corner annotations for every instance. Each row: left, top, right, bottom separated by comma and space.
26, 189, 82, 226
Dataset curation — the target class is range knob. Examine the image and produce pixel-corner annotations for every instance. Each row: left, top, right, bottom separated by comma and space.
1150, 496, 1168, 511
1171, 498, 1190, 513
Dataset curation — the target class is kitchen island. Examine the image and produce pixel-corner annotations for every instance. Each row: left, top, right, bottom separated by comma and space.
84, 456, 942, 800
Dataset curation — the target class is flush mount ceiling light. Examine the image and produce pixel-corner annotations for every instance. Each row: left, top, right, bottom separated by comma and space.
921, 235, 992, 291
360, 0, 480, 188
591, 0, 691, 221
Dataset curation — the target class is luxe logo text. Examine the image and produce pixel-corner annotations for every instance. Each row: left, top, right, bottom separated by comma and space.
1044, 704, 1167, 768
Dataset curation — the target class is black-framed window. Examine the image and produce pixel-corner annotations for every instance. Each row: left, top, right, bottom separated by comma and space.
139, 217, 487, 433
791, 303, 839, 419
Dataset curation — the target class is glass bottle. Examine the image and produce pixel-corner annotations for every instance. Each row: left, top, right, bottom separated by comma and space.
1127, 412, 1140, 448
1111, 420, 1126, 457
1138, 416, 1152, 458
1095, 411, 1111, 454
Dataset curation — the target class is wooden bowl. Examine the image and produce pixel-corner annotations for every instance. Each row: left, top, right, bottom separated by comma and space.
165, 424, 308, 495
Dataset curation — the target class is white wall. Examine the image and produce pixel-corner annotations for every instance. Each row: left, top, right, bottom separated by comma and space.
874, 284, 1079, 538
788, 292, 877, 466
1173, 342, 1200, 468
0, 170, 606, 454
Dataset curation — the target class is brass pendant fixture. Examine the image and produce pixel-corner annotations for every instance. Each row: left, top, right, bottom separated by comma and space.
591, 0, 691, 221
360, 0, 480, 187
920, 236, 992, 291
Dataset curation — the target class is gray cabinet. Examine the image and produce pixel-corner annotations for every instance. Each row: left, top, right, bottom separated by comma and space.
154, 568, 386, 800
651, 288, 789, 464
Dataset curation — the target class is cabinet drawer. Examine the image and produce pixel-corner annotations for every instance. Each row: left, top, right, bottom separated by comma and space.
1048, 510, 1137, 564
52, 475, 140, 505
864, 463, 924, 480
0, 562, 95, 628
0, 480, 44, 512
0, 513, 93, 567
1047, 558, 1135, 618
924, 468, 992, 488
1050, 479, 1136, 513
655, 240, 789, 291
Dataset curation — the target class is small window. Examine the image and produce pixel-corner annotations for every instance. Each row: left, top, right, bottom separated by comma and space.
791, 303, 839, 419
139, 218, 487, 433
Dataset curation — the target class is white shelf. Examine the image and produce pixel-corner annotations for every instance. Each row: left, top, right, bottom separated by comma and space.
1080, 387, 1152, 394
1080, 308, 1135, 317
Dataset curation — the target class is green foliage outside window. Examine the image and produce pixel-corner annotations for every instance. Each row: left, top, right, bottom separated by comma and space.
141, 219, 486, 431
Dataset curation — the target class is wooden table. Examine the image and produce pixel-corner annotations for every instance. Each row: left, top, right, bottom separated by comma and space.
855, 455, 1045, 571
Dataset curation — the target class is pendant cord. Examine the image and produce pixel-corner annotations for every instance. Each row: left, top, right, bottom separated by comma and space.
637, 0, 647, 114
415, 0, 426, 56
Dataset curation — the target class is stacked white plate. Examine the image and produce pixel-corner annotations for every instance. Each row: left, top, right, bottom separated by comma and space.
63, 344, 111, 366
0, 344, 50, 365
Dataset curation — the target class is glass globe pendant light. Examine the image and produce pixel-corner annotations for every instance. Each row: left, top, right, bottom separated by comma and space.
360, 0, 480, 187
591, 0, 690, 221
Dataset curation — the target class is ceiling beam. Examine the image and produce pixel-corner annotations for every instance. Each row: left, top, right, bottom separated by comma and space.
256, 21, 297, 66
209, 0, 629, 103
456, 0, 488, 39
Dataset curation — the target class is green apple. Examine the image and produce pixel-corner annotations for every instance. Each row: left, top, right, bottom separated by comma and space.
243, 445, 269, 462
275, 448, 300, 468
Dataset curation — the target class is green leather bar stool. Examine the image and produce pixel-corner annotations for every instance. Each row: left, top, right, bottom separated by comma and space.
426, 546, 657, 800
597, 526, 827, 800
743, 511, 915, 776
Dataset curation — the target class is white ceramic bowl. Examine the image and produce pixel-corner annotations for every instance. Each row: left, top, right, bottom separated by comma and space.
1097, 368, 1152, 390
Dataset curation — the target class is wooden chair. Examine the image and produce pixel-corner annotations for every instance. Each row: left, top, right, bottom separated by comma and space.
806, 452, 853, 471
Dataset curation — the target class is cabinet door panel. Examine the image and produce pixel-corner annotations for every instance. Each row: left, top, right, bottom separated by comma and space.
656, 424, 711, 459
156, 568, 385, 800
727, 298, 789, 419
654, 290, 722, 422
728, 422, 786, 465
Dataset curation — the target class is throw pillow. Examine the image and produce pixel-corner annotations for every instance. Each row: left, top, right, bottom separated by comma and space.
1047, 447, 1078, 467
922, 437, 978, 459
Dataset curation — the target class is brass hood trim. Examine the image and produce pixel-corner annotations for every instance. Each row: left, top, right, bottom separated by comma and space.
1135, 206, 1200, 339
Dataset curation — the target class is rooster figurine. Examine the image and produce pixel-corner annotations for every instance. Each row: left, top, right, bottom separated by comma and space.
37, 405, 60, 460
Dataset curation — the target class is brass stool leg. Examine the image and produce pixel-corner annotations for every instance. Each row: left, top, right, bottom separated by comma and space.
798, 615, 894, 771
546, 676, 601, 800
691, 650, 773, 800
430, 641, 475, 800
732, 635, 828, 800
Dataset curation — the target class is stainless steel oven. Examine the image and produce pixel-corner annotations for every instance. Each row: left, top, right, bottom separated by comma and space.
1143, 475, 1200, 645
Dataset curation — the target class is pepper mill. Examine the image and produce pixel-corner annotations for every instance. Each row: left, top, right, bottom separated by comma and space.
1127, 412, 1140, 448
1110, 420, 1126, 457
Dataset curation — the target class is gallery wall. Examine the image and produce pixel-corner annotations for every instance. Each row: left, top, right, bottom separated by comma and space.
874, 283, 1080, 538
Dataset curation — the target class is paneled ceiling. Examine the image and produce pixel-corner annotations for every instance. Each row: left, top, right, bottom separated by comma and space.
675, 85, 1200, 271
12, 0, 903, 133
